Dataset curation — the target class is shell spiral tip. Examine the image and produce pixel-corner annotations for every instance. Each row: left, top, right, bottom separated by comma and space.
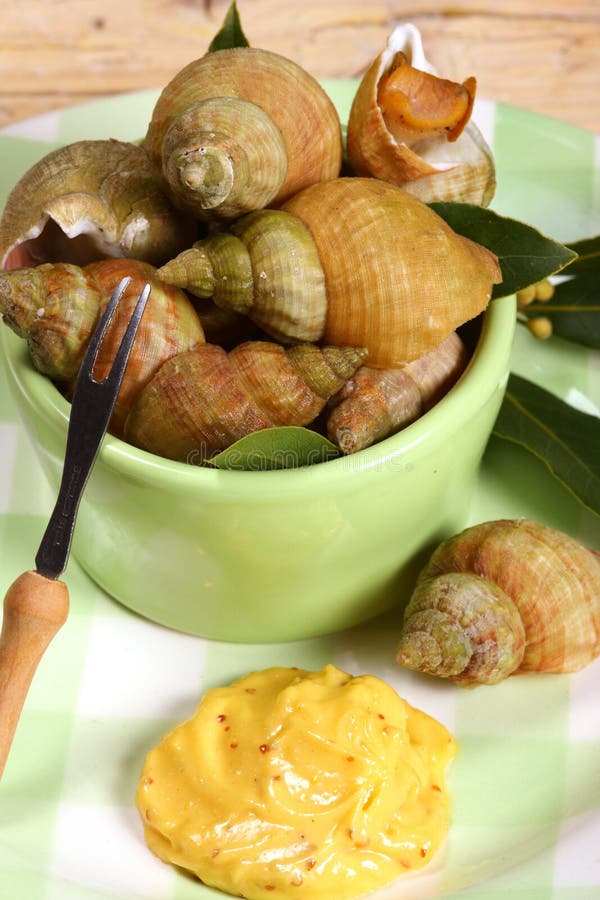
396, 632, 443, 673
177, 148, 234, 209
158, 248, 214, 297
396, 609, 472, 679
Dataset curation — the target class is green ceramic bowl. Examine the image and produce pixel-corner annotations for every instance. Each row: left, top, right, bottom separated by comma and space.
1, 294, 515, 642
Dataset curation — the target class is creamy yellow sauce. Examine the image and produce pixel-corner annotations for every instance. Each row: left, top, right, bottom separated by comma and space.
136, 664, 457, 900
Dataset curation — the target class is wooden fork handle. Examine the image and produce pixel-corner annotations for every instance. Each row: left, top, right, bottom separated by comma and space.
0, 571, 69, 779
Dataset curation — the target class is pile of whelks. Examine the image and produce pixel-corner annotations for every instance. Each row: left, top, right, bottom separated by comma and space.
0, 25, 502, 459
1, 24, 599, 691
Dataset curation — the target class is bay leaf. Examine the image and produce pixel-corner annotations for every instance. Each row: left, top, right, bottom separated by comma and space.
563, 235, 600, 275
521, 272, 600, 349
493, 373, 600, 516
430, 202, 576, 298
210, 426, 340, 470
208, 1, 250, 53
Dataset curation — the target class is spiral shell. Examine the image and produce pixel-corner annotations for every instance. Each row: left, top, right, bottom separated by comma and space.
0, 140, 196, 271
125, 341, 367, 462
143, 47, 343, 221
347, 25, 496, 206
396, 519, 600, 686
0, 258, 205, 436
327, 332, 468, 453
0, 262, 101, 380
158, 177, 501, 366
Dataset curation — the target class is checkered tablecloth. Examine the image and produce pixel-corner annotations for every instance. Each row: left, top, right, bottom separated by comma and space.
1, 89, 599, 900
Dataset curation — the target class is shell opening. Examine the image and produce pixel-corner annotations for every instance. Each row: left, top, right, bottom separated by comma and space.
4, 216, 123, 270
346, 24, 494, 205
120, 215, 153, 255
377, 57, 476, 145
0, 139, 197, 270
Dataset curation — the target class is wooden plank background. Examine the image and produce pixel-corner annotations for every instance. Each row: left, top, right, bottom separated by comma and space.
1, 0, 599, 132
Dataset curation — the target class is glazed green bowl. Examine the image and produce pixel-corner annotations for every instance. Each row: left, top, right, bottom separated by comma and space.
1, 295, 515, 642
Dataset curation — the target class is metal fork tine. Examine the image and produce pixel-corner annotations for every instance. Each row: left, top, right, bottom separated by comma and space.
104, 281, 151, 390
81, 276, 132, 376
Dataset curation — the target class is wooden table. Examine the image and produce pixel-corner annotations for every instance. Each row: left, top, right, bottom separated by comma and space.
1, 0, 599, 134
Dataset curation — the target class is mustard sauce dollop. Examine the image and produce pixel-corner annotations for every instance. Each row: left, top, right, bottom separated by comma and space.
136, 664, 457, 900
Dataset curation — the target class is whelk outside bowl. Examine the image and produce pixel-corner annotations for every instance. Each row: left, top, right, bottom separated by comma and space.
0, 293, 515, 642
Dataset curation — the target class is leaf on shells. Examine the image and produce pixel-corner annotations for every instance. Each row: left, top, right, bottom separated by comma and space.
430, 202, 577, 298
210, 426, 340, 470
208, 1, 250, 52
493, 373, 600, 517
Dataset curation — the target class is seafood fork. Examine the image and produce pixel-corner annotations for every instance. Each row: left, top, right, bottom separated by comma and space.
0, 276, 150, 779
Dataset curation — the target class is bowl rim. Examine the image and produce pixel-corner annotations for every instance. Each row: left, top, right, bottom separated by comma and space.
1, 292, 516, 492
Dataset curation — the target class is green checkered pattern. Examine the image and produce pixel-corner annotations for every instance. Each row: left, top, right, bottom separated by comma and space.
0, 88, 599, 900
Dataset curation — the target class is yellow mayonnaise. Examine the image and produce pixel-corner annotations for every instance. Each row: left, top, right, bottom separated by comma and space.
136, 664, 457, 900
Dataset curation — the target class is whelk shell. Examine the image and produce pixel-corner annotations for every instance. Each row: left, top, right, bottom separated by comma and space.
0, 258, 205, 436
396, 519, 600, 686
0, 140, 196, 271
327, 332, 469, 453
143, 47, 343, 221
158, 177, 502, 367
347, 24, 496, 206
125, 341, 367, 462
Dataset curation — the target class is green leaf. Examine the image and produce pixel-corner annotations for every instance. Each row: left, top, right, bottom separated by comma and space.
210, 426, 340, 470
208, 0, 250, 53
521, 272, 600, 349
430, 202, 577, 298
493, 373, 600, 516
563, 235, 600, 275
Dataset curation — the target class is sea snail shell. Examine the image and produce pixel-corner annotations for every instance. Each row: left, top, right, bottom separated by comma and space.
143, 47, 343, 221
125, 341, 367, 462
0, 258, 204, 436
0, 140, 195, 271
158, 177, 502, 367
347, 25, 496, 206
327, 332, 469, 454
396, 519, 600, 686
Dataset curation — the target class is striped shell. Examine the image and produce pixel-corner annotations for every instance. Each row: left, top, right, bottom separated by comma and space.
0, 140, 195, 271
125, 341, 367, 461
327, 332, 468, 453
282, 178, 500, 365
0, 258, 204, 437
347, 25, 496, 206
158, 177, 502, 367
396, 519, 600, 686
143, 47, 343, 221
